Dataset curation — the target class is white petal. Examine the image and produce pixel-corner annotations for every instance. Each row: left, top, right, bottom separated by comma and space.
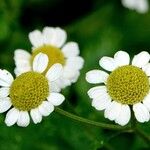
17, 111, 30, 127
39, 101, 54, 116
5, 108, 19, 126
114, 51, 130, 66
87, 86, 107, 99
52, 27, 67, 48
99, 57, 117, 71
104, 101, 121, 121
43, 27, 55, 45
33, 53, 48, 73
121, 0, 137, 9
0, 69, 14, 87
30, 108, 42, 124
62, 42, 80, 58
143, 93, 150, 111
142, 63, 150, 76
133, 103, 149, 123
46, 64, 63, 82
49, 81, 61, 92
0, 97, 11, 113
43, 27, 67, 48
14, 49, 31, 60
136, 0, 149, 13
14, 49, 31, 75
69, 71, 80, 83
63, 66, 79, 80
132, 51, 150, 68
14, 67, 31, 77
47, 93, 65, 106
86, 70, 109, 84
65, 56, 84, 70
92, 93, 111, 110
115, 105, 131, 126
29, 30, 43, 48
0, 87, 9, 98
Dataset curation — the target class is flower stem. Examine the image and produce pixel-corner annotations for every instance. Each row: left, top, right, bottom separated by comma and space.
55, 108, 129, 130
131, 108, 136, 129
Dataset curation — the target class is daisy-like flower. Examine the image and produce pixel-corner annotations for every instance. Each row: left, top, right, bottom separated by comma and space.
14, 27, 84, 92
0, 53, 65, 127
121, 0, 149, 13
86, 51, 150, 126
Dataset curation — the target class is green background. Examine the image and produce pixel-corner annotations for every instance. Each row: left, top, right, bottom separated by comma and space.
0, 0, 150, 149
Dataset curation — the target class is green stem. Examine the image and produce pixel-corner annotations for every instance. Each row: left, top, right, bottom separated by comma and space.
131, 108, 136, 129
55, 108, 129, 130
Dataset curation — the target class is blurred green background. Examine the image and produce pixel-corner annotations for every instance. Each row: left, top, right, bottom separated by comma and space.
0, 0, 150, 149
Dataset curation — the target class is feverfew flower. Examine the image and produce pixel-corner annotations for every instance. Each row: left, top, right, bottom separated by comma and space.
86, 51, 150, 126
0, 53, 65, 127
121, 0, 149, 13
14, 27, 84, 92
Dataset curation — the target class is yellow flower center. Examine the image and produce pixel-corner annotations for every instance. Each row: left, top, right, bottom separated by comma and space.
31, 45, 65, 73
10, 72, 49, 111
106, 65, 149, 105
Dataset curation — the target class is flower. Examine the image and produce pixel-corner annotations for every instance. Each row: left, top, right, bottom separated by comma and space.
0, 53, 65, 127
86, 51, 150, 126
121, 0, 149, 13
14, 27, 84, 92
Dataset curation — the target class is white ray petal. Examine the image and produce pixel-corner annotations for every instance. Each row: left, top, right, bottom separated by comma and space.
86, 70, 109, 84
51, 27, 67, 48
17, 111, 30, 127
133, 102, 149, 123
5, 108, 19, 126
136, 0, 149, 13
33, 53, 48, 73
99, 56, 117, 71
142, 63, 150, 76
39, 101, 54, 116
92, 94, 111, 111
46, 64, 63, 82
29, 30, 43, 48
115, 105, 131, 126
0, 69, 14, 87
114, 51, 130, 67
43, 27, 67, 48
0, 97, 11, 113
0, 87, 10, 98
143, 93, 150, 111
104, 101, 122, 121
87, 86, 107, 99
62, 42, 79, 58
132, 51, 150, 68
47, 93, 65, 106
43, 27, 55, 45
30, 108, 42, 124
65, 56, 84, 70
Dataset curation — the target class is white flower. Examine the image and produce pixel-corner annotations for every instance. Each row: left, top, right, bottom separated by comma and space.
86, 51, 150, 126
14, 27, 84, 92
121, 0, 149, 13
0, 53, 65, 127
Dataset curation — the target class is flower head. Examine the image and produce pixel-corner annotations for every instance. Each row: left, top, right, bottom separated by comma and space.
86, 51, 150, 126
14, 27, 84, 92
0, 53, 65, 127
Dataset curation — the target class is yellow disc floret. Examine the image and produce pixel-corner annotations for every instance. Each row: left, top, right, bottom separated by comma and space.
107, 65, 149, 105
10, 72, 49, 111
31, 45, 65, 73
